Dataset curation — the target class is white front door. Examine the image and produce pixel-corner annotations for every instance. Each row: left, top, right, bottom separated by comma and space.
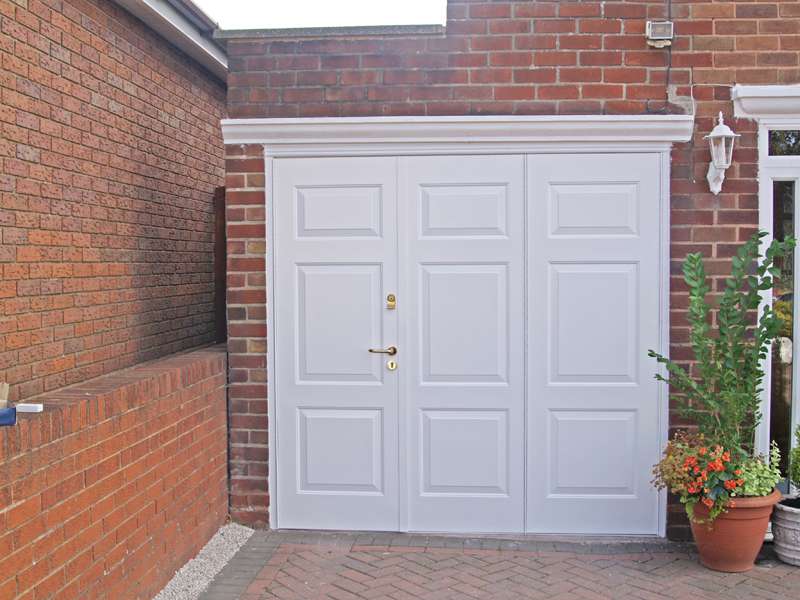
526, 153, 663, 534
400, 156, 525, 532
272, 152, 664, 534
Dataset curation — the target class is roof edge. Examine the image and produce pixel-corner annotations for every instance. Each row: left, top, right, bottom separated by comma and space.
215, 24, 445, 40
113, 0, 227, 81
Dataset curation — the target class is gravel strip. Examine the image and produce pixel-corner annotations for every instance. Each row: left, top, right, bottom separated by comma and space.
153, 523, 254, 600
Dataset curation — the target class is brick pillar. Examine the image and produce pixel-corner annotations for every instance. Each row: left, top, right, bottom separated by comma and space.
225, 144, 269, 527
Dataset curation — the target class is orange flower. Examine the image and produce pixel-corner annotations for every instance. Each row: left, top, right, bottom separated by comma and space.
721, 452, 730, 462
702, 498, 714, 508
734, 469, 742, 475
724, 480, 738, 490
698, 447, 708, 456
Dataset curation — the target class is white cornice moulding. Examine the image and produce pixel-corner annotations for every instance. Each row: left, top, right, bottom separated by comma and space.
221, 115, 695, 155
733, 85, 800, 120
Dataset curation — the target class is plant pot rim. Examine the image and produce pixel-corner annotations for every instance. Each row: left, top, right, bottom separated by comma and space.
727, 488, 782, 508
692, 488, 782, 521
776, 496, 800, 514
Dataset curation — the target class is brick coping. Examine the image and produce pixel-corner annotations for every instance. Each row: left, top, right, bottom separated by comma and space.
0, 344, 227, 463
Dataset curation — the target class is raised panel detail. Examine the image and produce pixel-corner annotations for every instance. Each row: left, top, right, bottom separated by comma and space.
421, 264, 508, 384
421, 410, 508, 495
549, 183, 638, 236
549, 263, 638, 384
548, 410, 637, 496
297, 186, 382, 237
298, 409, 383, 493
420, 185, 507, 237
296, 264, 382, 383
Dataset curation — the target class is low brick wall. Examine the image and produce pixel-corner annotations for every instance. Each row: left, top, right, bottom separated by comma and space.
0, 345, 228, 600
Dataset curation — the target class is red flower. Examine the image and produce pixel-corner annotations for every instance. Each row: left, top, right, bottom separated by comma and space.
702, 498, 714, 508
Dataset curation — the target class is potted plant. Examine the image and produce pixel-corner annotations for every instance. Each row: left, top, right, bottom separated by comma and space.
649, 231, 795, 572
773, 425, 800, 565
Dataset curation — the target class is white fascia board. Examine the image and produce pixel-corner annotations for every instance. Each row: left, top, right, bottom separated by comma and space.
114, 0, 227, 81
221, 114, 695, 154
733, 85, 800, 121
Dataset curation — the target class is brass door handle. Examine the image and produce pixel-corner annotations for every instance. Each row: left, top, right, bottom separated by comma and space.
368, 346, 397, 356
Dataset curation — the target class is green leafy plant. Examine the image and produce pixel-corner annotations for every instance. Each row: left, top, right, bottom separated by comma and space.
648, 231, 796, 455
773, 300, 793, 338
650, 232, 794, 522
739, 442, 782, 497
790, 426, 800, 490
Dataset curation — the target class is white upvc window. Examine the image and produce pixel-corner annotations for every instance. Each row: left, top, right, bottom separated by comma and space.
735, 85, 800, 490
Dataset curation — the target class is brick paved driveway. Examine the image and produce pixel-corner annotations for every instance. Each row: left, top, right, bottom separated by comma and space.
200, 531, 798, 600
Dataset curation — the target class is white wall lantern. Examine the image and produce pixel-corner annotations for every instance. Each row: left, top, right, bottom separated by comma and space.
705, 112, 740, 195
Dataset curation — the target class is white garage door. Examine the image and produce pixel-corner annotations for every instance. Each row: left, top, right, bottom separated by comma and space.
273, 152, 663, 534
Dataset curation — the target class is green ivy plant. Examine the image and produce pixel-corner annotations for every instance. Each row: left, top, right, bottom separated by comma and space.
648, 231, 796, 456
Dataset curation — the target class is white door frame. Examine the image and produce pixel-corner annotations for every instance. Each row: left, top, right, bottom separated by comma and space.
221, 114, 695, 533
734, 85, 800, 461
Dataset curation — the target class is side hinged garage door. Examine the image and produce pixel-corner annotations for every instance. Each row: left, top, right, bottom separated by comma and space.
271, 150, 665, 535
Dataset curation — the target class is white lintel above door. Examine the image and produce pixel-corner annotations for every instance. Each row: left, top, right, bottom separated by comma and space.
221, 114, 695, 156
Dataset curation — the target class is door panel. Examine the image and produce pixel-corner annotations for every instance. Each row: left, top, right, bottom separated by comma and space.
526, 153, 662, 534
274, 157, 399, 530
400, 156, 526, 532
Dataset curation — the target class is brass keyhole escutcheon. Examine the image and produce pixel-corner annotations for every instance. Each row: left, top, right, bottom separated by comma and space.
386, 293, 396, 310
387, 360, 397, 371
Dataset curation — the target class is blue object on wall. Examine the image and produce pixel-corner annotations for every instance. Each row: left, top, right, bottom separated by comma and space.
0, 407, 16, 426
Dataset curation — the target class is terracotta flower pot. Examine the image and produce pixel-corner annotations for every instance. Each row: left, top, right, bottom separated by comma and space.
690, 488, 782, 572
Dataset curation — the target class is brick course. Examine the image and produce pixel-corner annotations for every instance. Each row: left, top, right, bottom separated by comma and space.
0, 345, 228, 600
1, 0, 226, 402
222, 1, 800, 537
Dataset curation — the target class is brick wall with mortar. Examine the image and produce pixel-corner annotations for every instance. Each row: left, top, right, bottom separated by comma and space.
221, 1, 800, 537
1, 0, 227, 403
0, 345, 228, 600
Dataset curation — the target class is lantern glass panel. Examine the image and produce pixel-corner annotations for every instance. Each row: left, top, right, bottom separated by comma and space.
725, 136, 735, 167
710, 137, 728, 168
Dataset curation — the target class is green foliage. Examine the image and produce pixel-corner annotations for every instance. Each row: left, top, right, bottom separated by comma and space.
739, 442, 782, 497
773, 300, 793, 338
791, 426, 800, 489
648, 231, 796, 455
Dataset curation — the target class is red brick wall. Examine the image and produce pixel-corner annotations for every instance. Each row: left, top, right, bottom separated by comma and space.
1, 0, 227, 403
0, 345, 228, 600
222, 1, 800, 536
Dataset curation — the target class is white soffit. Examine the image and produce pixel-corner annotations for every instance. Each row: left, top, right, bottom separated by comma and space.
220, 115, 695, 154
733, 85, 800, 120
114, 0, 227, 81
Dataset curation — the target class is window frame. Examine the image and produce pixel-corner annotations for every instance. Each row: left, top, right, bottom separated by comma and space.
757, 119, 800, 478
